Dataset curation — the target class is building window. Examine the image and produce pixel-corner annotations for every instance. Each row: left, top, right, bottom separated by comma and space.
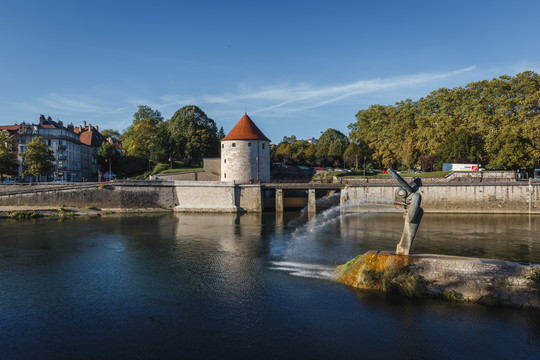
224, 159, 226, 163
248, 143, 251, 147
262, 143, 265, 149
224, 173, 226, 178
232, 143, 236, 147
221, 144, 224, 148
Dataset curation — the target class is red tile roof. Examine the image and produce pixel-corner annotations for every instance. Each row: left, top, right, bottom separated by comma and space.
0, 125, 19, 131
221, 114, 270, 142
80, 128, 105, 146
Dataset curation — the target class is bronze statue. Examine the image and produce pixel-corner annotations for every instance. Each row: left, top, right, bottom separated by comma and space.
387, 169, 424, 255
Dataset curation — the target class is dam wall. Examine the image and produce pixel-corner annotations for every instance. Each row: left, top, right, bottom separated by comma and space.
341, 182, 539, 214
0, 181, 538, 214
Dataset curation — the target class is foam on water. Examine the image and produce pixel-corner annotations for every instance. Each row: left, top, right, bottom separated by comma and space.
275, 196, 404, 273
269, 261, 335, 279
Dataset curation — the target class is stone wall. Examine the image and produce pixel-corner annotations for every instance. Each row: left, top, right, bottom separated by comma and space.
341, 182, 539, 214
152, 170, 220, 182
175, 181, 237, 212
0, 181, 177, 210
236, 185, 263, 212
203, 158, 221, 176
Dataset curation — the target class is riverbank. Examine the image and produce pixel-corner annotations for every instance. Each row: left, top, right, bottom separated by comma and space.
336, 250, 540, 310
0, 205, 172, 218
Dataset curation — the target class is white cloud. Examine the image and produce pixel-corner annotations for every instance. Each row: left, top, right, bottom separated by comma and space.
159, 65, 477, 117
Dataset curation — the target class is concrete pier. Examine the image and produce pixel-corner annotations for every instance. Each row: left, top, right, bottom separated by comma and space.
308, 189, 316, 215
275, 189, 284, 213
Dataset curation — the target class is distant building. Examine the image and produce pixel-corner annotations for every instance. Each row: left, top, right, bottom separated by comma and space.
74, 122, 106, 180
307, 137, 317, 144
220, 114, 271, 183
0, 115, 105, 181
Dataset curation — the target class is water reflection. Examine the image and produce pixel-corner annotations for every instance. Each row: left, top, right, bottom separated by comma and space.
0, 213, 539, 359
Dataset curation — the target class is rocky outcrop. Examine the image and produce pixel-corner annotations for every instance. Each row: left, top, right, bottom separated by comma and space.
336, 250, 540, 310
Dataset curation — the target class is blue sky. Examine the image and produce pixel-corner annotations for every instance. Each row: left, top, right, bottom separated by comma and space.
1, 0, 539, 143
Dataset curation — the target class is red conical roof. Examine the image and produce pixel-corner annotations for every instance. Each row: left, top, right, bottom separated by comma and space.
221, 114, 270, 142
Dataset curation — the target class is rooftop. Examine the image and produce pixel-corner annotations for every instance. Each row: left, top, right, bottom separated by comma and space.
221, 114, 270, 142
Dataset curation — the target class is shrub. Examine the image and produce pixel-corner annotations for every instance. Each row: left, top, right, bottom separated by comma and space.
479, 294, 498, 306
525, 265, 540, 295
151, 163, 170, 175
357, 267, 427, 298
7, 210, 37, 219
443, 290, 463, 300
391, 272, 428, 297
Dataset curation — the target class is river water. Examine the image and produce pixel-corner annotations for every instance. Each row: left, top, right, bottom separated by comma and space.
0, 211, 539, 359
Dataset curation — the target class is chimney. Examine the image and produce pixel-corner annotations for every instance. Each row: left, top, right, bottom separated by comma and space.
58, 120, 63, 126
83, 121, 86, 128
39, 115, 45, 124
96, 125, 99, 131
47, 116, 52, 122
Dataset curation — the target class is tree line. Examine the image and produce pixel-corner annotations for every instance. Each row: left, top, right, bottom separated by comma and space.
272, 128, 364, 169
98, 105, 224, 177
348, 71, 540, 171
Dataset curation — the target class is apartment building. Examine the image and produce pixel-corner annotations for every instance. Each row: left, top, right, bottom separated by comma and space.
0, 115, 104, 182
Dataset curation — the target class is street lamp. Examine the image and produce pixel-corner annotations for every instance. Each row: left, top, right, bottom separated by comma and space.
105, 158, 111, 181
363, 156, 366, 177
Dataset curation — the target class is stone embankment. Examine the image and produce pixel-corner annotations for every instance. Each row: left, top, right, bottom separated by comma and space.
336, 251, 540, 310
0, 181, 177, 214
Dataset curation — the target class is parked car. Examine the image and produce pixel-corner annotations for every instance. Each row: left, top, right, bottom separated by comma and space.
1, 179, 18, 183
102, 173, 118, 181
298, 165, 310, 170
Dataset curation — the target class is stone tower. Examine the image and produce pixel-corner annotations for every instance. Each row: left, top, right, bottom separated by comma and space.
221, 114, 271, 183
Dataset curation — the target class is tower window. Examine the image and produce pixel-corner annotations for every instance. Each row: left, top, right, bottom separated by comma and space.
262, 143, 265, 149
224, 173, 226, 178
224, 159, 226, 163
221, 144, 224, 148
248, 143, 251, 147
232, 143, 236, 147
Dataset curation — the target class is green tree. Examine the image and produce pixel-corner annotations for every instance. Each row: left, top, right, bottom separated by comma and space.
98, 141, 118, 174
487, 134, 533, 169
100, 129, 121, 139
435, 129, 483, 169
343, 142, 362, 169
122, 105, 164, 158
149, 123, 180, 167
167, 105, 219, 166
348, 71, 540, 170
185, 128, 214, 166
317, 129, 349, 152
218, 126, 226, 140
21, 136, 55, 180
305, 144, 317, 167
328, 139, 347, 166
0, 130, 19, 181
